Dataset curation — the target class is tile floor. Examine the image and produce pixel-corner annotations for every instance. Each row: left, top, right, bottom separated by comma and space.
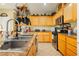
36, 43, 62, 56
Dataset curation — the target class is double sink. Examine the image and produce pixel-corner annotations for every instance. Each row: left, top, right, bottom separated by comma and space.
0, 34, 33, 51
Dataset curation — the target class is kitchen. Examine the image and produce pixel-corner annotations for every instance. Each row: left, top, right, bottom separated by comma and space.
0, 3, 77, 56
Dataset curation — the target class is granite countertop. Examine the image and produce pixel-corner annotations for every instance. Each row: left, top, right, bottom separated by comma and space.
0, 33, 36, 56
0, 33, 34, 52
59, 33, 77, 39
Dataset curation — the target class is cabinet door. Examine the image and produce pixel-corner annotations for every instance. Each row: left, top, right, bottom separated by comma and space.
64, 4, 77, 23
66, 43, 77, 54
58, 34, 66, 55
66, 48, 76, 56
38, 16, 45, 26
43, 33, 52, 43
31, 43, 36, 56
43, 34, 49, 42
66, 37, 77, 47
33, 17, 39, 26
37, 33, 44, 42
58, 40, 66, 55
72, 3, 77, 22
30, 16, 39, 26
27, 48, 33, 56
49, 32, 52, 43
64, 4, 72, 23
29, 16, 35, 25
46, 17, 52, 26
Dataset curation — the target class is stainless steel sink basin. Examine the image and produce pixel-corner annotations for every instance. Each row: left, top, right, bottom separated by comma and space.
0, 33, 34, 51
8, 35, 33, 41
18, 35, 33, 39
0, 41, 28, 50
0, 35, 33, 50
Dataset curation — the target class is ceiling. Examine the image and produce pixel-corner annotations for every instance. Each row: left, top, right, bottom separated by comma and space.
0, 3, 59, 15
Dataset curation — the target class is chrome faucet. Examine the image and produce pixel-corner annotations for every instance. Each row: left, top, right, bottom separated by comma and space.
0, 24, 3, 31
6, 19, 19, 38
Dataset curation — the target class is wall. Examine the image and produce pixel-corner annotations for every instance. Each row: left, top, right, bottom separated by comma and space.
77, 4, 79, 56
0, 7, 16, 32
30, 26, 54, 31
70, 22, 77, 29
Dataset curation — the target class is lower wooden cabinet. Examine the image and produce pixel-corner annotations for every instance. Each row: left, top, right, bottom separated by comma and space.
27, 47, 33, 56
58, 33, 77, 56
27, 38, 37, 56
37, 32, 52, 43
66, 48, 77, 56
58, 40, 66, 55
67, 37, 77, 47
58, 34, 66, 55
66, 36, 77, 56
37, 33, 44, 42
27, 43, 37, 56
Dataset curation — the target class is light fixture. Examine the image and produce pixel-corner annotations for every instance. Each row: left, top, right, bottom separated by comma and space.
69, 3, 72, 6
44, 3, 46, 6
1, 3, 6, 5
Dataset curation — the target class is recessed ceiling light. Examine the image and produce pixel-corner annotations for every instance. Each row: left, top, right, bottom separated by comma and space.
44, 3, 46, 6
69, 3, 72, 6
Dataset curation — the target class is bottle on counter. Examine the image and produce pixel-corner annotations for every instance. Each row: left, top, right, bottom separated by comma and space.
68, 27, 72, 36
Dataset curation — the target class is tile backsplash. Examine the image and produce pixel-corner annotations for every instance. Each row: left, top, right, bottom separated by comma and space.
30, 26, 54, 31
70, 22, 77, 28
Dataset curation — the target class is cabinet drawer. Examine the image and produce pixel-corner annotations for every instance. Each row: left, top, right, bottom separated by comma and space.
37, 33, 44, 42
58, 34, 65, 41
66, 48, 76, 56
44, 35, 49, 42
37, 35, 43, 42
67, 43, 77, 54
67, 37, 77, 47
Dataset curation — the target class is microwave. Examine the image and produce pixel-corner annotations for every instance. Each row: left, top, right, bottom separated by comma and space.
56, 16, 64, 25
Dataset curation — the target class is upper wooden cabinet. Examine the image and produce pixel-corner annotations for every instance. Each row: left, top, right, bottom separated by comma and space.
29, 16, 54, 26
29, 16, 39, 26
64, 3, 77, 23
72, 4, 77, 22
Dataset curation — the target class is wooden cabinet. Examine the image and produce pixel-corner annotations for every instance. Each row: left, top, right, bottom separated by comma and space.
64, 4, 72, 23
27, 36, 37, 56
30, 16, 39, 26
66, 48, 76, 56
67, 37, 77, 47
72, 4, 77, 22
46, 16, 53, 26
66, 36, 77, 56
29, 16, 54, 26
27, 43, 37, 56
27, 47, 33, 56
37, 32, 52, 43
58, 33, 77, 56
43, 32, 52, 42
39, 16, 46, 26
58, 33, 66, 55
58, 40, 66, 55
66, 43, 77, 55
37, 33, 44, 42
64, 3, 77, 23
